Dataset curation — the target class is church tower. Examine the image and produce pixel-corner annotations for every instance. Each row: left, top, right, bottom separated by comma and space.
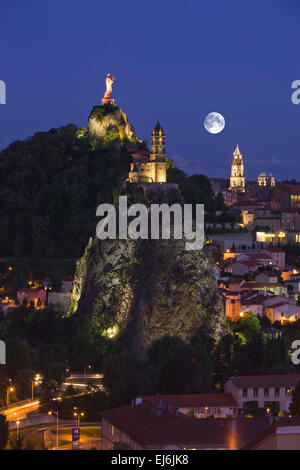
229, 145, 246, 192
128, 121, 167, 183
150, 121, 166, 161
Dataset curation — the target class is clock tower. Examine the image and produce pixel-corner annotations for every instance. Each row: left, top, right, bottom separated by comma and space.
229, 145, 246, 192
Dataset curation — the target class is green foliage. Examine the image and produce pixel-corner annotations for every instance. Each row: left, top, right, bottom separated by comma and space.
147, 335, 213, 394
235, 311, 261, 342
102, 130, 119, 148
103, 354, 155, 407
179, 174, 216, 211
0, 124, 131, 258
166, 158, 186, 185
90, 103, 118, 121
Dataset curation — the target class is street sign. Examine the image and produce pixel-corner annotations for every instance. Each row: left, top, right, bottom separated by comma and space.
72, 427, 80, 441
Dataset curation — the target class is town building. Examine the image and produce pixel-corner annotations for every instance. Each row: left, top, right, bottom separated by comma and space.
265, 302, 300, 323
61, 276, 74, 293
17, 287, 46, 308
142, 394, 238, 419
242, 418, 300, 450
128, 121, 167, 183
224, 375, 300, 413
257, 171, 275, 187
272, 183, 300, 209
262, 248, 285, 270
242, 281, 287, 297
100, 396, 300, 450
255, 271, 278, 283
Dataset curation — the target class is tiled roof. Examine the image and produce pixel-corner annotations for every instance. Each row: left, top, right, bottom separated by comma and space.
256, 271, 277, 278
142, 394, 237, 408
241, 294, 268, 306
263, 248, 285, 253
242, 282, 285, 288
100, 402, 290, 449
241, 417, 300, 450
266, 302, 290, 308
228, 374, 300, 388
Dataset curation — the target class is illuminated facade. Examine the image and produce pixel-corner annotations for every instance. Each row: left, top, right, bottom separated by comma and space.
128, 121, 167, 183
257, 171, 275, 187
229, 145, 246, 192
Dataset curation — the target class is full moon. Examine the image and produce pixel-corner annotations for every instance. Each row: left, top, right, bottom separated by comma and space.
204, 112, 225, 134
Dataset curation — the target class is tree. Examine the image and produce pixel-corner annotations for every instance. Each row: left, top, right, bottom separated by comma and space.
147, 335, 213, 394
0, 414, 9, 449
112, 441, 132, 450
290, 380, 300, 416
103, 354, 154, 407
237, 311, 261, 342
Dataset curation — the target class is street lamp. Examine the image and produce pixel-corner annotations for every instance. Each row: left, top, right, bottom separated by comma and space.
73, 407, 84, 427
31, 374, 42, 400
16, 420, 20, 439
84, 365, 91, 384
31, 381, 38, 401
48, 411, 59, 449
7, 381, 14, 407
61, 367, 70, 384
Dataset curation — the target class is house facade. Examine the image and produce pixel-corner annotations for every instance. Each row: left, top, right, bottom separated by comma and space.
224, 375, 300, 412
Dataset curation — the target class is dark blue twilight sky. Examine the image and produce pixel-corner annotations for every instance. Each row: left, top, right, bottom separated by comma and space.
0, 0, 300, 180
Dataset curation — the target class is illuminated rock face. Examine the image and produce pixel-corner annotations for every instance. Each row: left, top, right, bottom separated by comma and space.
88, 104, 140, 143
70, 235, 226, 358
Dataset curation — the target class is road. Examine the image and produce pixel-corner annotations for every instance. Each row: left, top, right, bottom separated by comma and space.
3, 400, 40, 421
33, 422, 101, 450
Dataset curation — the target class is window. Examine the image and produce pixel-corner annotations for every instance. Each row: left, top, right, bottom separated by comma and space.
264, 388, 269, 397
253, 388, 258, 397
242, 388, 248, 398
275, 388, 280, 397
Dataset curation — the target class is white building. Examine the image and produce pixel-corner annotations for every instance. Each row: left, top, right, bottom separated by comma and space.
225, 375, 300, 413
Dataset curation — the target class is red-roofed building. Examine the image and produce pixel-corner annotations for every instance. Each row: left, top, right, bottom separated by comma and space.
262, 248, 285, 270
100, 398, 300, 450
17, 287, 46, 308
142, 394, 238, 419
61, 276, 74, 293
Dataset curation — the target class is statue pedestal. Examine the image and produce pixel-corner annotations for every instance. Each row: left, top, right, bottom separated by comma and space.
101, 94, 115, 106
